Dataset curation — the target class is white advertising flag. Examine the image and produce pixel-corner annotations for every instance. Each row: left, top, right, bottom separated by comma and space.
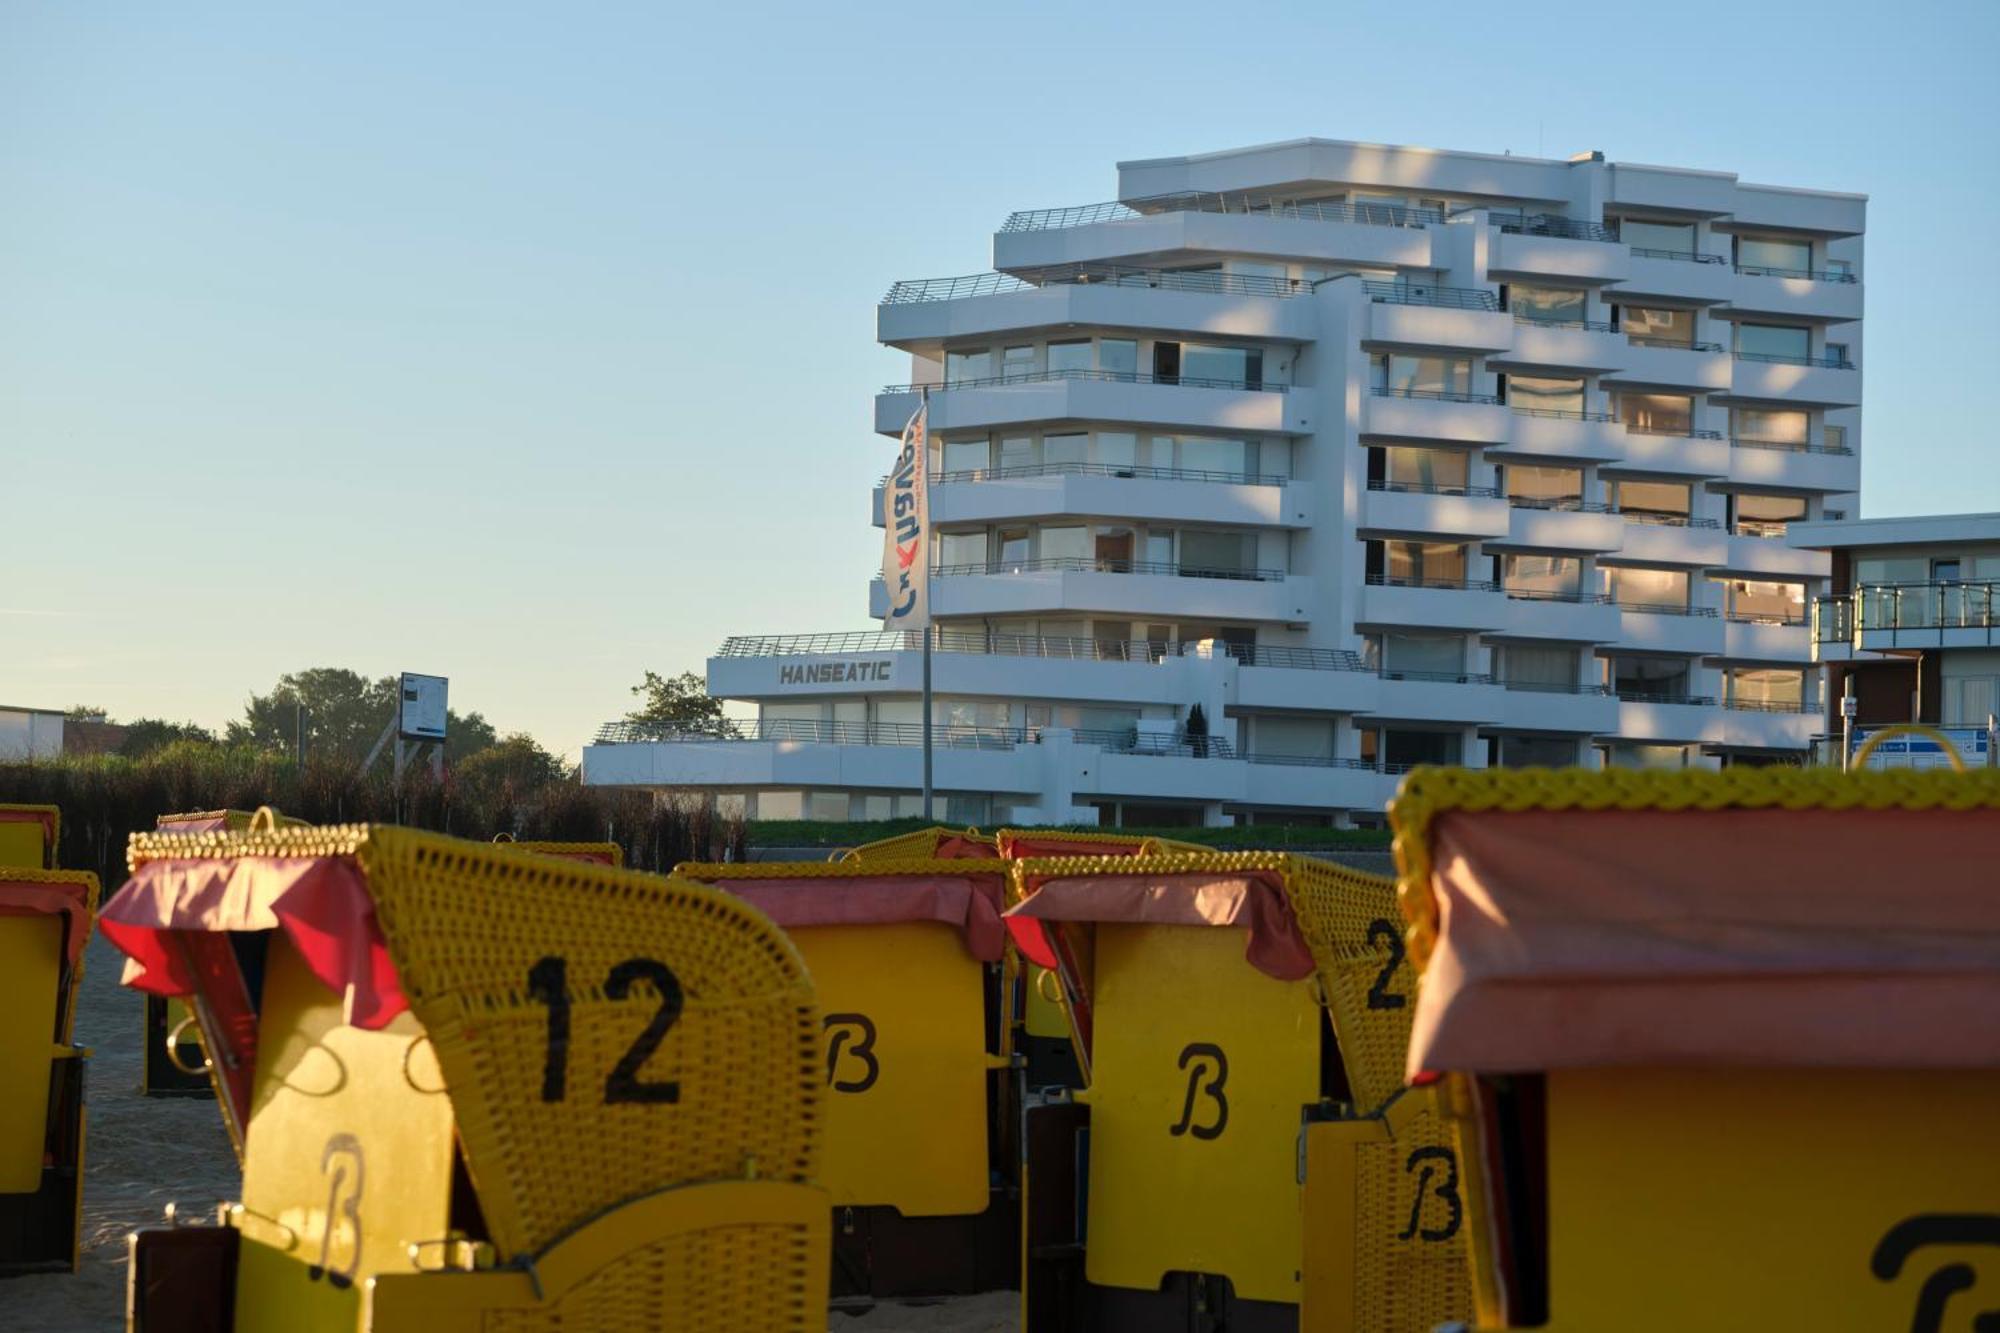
881, 395, 931, 632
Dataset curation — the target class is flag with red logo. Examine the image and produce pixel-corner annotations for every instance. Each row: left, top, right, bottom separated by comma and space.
881, 394, 931, 631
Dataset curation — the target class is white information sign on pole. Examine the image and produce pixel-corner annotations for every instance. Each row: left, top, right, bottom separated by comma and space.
398, 673, 449, 741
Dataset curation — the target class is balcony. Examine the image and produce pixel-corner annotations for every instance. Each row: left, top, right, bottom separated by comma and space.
1715, 700, 1819, 751
1368, 669, 1507, 724
1486, 214, 1629, 284
1727, 352, 1861, 408
878, 264, 1315, 347
1615, 695, 1723, 744
1851, 583, 2000, 651
1611, 426, 1731, 478
1614, 518, 1729, 567
1602, 337, 1732, 392
1492, 406, 1628, 464
874, 559, 1311, 623
1361, 281, 1514, 353
582, 719, 1044, 794
1496, 317, 1630, 374
1496, 683, 1621, 734
904, 464, 1307, 530
1241, 760, 1397, 812
1500, 501, 1626, 553
1720, 531, 1829, 579
993, 192, 1437, 273
1612, 248, 1735, 305
1493, 589, 1624, 643
1362, 386, 1510, 446
1228, 644, 1382, 714
1727, 438, 1859, 493
1356, 574, 1509, 632
1723, 615, 1812, 662
876, 369, 1303, 438
1612, 603, 1725, 655
1360, 480, 1510, 541
1727, 266, 1863, 322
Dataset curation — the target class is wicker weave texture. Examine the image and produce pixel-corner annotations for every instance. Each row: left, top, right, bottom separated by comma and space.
836, 827, 979, 862
2, 867, 99, 1043
496, 840, 626, 868
1347, 1096, 1472, 1332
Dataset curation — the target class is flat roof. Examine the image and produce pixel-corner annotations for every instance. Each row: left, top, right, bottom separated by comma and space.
1788, 513, 2000, 551
0, 704, 67, 717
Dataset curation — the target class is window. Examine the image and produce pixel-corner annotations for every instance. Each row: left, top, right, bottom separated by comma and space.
1042, 433, 1087, 468
1046, 340, 1092, 375
1374, 632, 1465, 677
1736, 236, 1812, 275
1377, 729, 1461, 768
1001, 345, 1035, 381
1505, 374, 1585, 416
1373, 353, 1472, 396
1726, 667, 1805, 709
946, 348, 990, 384
1382, 447, 1470, 492
1619, 218, 1697, 256
1826, 258, 1854, 279
1622, 306, 1696, 347
1855, 557, 1928, 586
1825, 424, 1848, 453
1382, 541, 1469, 586
1618, 392, 1695, 435
1732, 493, 1807, 539
1038, 526, 1089, 564
1826, 341, 1849, 367
1505, 464, 1583, 508
935, 530, 986, 571
1609, 656, 1691, 701
998, 435, 1035, 471
1099, 339, 1138, 377
1502, 554, 1583, 599
1252, 716, 1334, 760
1611, 480, 1692, 521
1607, 743, 1694, 770
1496, 736, 1579, 767
1096, 432, 1137, 472
1718, 578, 1806, 624
1734, 408, 1809, 446
1181, 437, 1249, 476
1509, 284, 1588, 324
942, 438, 989, 474
1608, 566, 1690, 610
997, 527, 1030, 567
1500, 645, 1579, 692
1180, 529, 1254, 575
1181, 343, 1262, 386
1736, 323, 1811, 361
1945, 674, 2000, 727
1094, 525, 1135, 570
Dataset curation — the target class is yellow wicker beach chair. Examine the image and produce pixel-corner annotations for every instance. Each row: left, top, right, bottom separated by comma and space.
107, 822, 827, 1333
490, 834, 625, 867
1006, 851, 1467, 1333
675, 857, 1017, 1306
0, 804, 60, 870
1392, 763, 2000, 1332
0, 863, 97, 1275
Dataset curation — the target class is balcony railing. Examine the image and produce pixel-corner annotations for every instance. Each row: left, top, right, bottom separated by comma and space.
1626, 247, 1728, 265
1370, 385, 1503, 406
1243, 753, 1381, 770
1366, 572, 1501, 592
1508, 496, 1613, 513
1378, 668, 1498, 685
1362, 280, 1500, 311
1615, 691, 1719, 706
713, 632, 1374, 671
934, 557, 1285, 582
1513, 314, 1619, 333
1735, 263, 1858, 283
1501, 680, 1614, 695
1615, 602, 1721, 617
1224, 643, 1370, 672
883, 368, 1284, 395
1509, 404, 1620, 422
1487, 211, 1619, 244
1724, 697, 1812, 713
1071, 727, 1238, 759
1000, 192, 1444, 234
881, 262, 1311, 305
931, 462, 1281, 487
1618, 510, 1723, 529
1625, 335, 1727, 353
1853, 582, 2000, 636
1729, 436, 1855, 456
592, 719, 1031, 748
1624, 423, 1726, 440
1367, 478, 1502, 498
1724, 610, 1809, 627
1734, 350, 1854, 369
1812, 596, 1854, 644
1503, 587, 1615, 604
1733, 519, 1795, 540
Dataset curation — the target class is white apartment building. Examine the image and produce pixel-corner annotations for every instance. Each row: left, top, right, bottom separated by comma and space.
585, 137, 1864, 826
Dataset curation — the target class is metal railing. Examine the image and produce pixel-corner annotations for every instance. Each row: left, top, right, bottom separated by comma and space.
1852, 582, 2000, 638
1509, 495, 1613, 513
881, 262, 1312, 305
1626, 335, 1727, 353
933, 557, 1285, 582
1734, 350, 1854, 369
1514, 314, 1619, 333
1724, 610, 1809, 627
1735, 263, 1858, 283
1243, 753, 1380, 770
1368, 478, 1502, 498
1615, 691, 1719, 706
1362, 280, 1500, 311
1626, 247, 1728, 265
1732, 519, 1795, 540
1378, 668, 1498, 685
1489, 211, 1620, 243
1812, 596, 1855, 644
1618, 510, 1723, 529
1071, 727, 1238, 759
931, 462, 1279, 487
1624, 424, 1727, 440
1501, 680, 1614, 695
1503, 587, 1614, 604
1366, 572, 1501, 592
591, 719, 1031, 748
1000, 192, 1444, 233
1729, 436, 1855, 456
1509, 404, 1620, 422
1723, 697, 1812, 713
1224, 643, 1370, 672
1615, 602, 1721, 617
883, 367, 1284, 395
1370, 385, 1503, 406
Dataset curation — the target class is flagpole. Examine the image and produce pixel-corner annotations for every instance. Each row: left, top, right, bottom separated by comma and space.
920, 385, 934, 822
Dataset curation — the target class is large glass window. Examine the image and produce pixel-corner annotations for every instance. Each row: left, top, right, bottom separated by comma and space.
1506, 374, 1585, 416
1736, 323, 1811, 361
1378, 729, 1462, 768
1383, 541, 1469, 586
1610, 479, 1691, 521
1509, 284, 1588, 323
1609, 656, 1691, 701
1619, 218, 1697, 256
1617, 392, 1695, 434
998, 435, 1035, 471
1252, 716, 1334, 760
946, 348, 991, 384
1375, 633, 1466, 677
1373, 353, 1472, 396
1041, 433, 1088, 468
1622, 306, 1696, 347
1496, 736, 1579, 767
1500, 645, 1579, 691
1180, 529, 1254, 574
1856, 557, 1929, 585
1181, 343, 1263, 386
1099, 339, 1138, 376
1502, 554, 1582, 598
1607, 742, 1694, 769
1732, 492, 1808, 538
1608, 566, 1690, 610
1095, 432, 1137, 472
1181, 437, 1249, 476
1737, 236, 1813, 275
1383, 447, 1470, 492
935, 530, 986, 570
1038, 526, 1090, 565
1734, 408, 1810, 446
1719, 578, 1807, 624
1094, 525, 1135, 571
1001, 345, 1035, 381
942, 438, 989, 474
1046, 340, 1092, 375
1505, 464, 1583, 508
1726, 667, 1805, 708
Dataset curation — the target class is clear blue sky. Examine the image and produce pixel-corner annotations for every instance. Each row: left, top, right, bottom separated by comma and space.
6, 1, 1995, 756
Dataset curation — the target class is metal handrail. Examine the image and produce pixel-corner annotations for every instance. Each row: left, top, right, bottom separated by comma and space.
1368, 478, 1502, 498
1618, 510, 1724, 529
1224, 643, 1371, 672
883, 368, 1283, 395
1500, 680, 1614, 695
1732, 520, 1795, 540
933, 557, 1285, 582
1626, 335, 1727, 353
1378, 668, 1498, 685
881, 263, 1312, 304
1000, 192, 1445, 234
1627, 247, 1728, 265
1615, 691, 1719, 706
1735, 263, 1858, 283
1729, 436, 1855, 456
1735, 350, 1854, 369
1243, 752, 1380, 769
1503, 587, 1615, 604
1366, 572, 1501, 592
1724, 697, 1812, 713
1851, 582, 2000, 634
1362, 280, 1500, 311
1370, 385, 1503, 406
1624, 424, 1726, 440
930, 462, 1280, 487
1514, 314, 1619, 334
1724, 610, 1809, 627
1489, 211, 1619, 243
1509, 404, 1620, 422
1616, 602, 1721, 617
591, 719, 1031, 748
1071, 727, 1239, 759
1508, 496, 1613, 513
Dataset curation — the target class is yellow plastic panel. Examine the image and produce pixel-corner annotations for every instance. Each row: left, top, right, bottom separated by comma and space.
1023, 965, 1066, 1039
0, 823, 45, 870
790, 922, 988, 1216
1084, 923, 1319, 1304
234, 935, 456, 1333
0, 916, 60, 1193
1545, 1066, 2000, 1331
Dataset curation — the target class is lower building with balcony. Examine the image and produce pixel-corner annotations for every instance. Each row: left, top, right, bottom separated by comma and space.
584, 136, 1863, 824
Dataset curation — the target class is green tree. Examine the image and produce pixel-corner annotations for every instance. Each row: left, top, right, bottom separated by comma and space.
627, 670, 723, 726
453, 732, 570, 806
228, 668, 498, 766
118, 719, 219, 758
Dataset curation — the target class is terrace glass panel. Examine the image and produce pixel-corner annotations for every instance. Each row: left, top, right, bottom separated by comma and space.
1385, 541, 1469, 584
1609, 567, 1690, 610
1619, 219, 1696, 254
946, 349, 991, 383
1387, 447, 1470, 490
1611, 480, 1691, 520
1737, 323, 1810, 360
1737, 236, 1812, 273
1510, 285, 1588, 323
1618, 393, 1695, 434
1621, 306, 1695, 347
1502, 554, 1582, 598
1507, 375, 1585, 415
1506, 464, 1583, 506
1375, 354, 1472, 396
